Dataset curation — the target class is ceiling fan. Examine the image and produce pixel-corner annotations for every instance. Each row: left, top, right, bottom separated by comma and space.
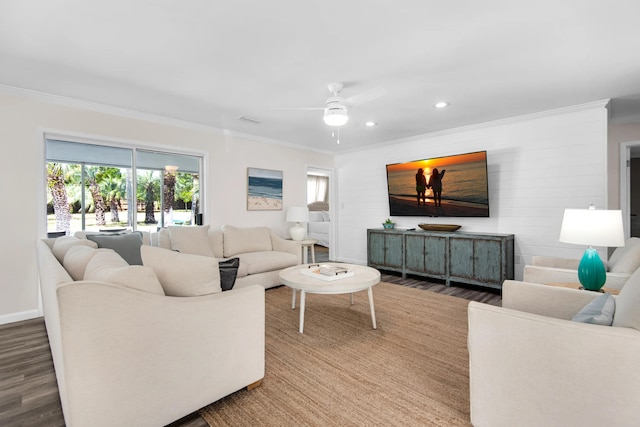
274, 82, 387, 127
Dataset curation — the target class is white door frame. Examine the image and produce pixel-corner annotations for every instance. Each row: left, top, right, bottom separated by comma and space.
306, 166, 335, 260
620, 140, 640, 238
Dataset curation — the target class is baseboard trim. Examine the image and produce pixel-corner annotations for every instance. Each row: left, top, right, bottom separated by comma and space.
0, 309, 42, 326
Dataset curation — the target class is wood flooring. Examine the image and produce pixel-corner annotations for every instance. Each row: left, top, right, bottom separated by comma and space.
0, 259, 500, 426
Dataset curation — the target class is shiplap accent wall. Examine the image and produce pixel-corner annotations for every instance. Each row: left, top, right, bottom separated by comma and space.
334, 102, 609, 280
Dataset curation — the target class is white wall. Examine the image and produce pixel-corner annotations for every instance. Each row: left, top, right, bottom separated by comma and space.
0, 89, 333, 324
333, 102, 609, 280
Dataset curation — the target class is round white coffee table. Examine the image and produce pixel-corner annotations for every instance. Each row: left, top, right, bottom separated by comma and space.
279, 263, 381, 333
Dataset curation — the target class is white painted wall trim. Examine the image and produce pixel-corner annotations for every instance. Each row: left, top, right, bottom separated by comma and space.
338, 99, 611, 155
0, 310, 42, 326
0, 84, 334, 155
620, 140, 640, 237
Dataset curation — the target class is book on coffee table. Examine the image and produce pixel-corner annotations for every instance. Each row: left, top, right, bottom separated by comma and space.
301, 264, 355, 281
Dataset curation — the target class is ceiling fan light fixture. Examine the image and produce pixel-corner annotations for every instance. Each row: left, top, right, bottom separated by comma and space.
323, 105, 349, 126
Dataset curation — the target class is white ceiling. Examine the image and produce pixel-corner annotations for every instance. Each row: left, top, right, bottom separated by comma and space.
2, 0, 640, 153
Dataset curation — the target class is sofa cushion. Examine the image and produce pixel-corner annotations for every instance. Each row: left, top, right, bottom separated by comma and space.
609, 237, 640, 274
63, 245, 113, 281
612, 268, 640, 330
52, 236, 98, 263
86, 232, 144, 265
140, 246, 221, 296
219, 258, 240, 291
222, 225, 272, 257
571, 292, 615, 326
238, 251, 298, 275
208, 228, 224, 258
168, 225, 214, 257
157, 228, 172, 249
84, 251, 165, 295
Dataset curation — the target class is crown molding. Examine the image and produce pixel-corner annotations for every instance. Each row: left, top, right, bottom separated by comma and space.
0, 84, 335, 156
337, 99, 611, 155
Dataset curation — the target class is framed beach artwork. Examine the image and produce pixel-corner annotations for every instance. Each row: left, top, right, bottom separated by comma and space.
247, 167, 283, 211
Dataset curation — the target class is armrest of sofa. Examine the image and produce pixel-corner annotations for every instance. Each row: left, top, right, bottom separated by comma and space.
502, 280, 602, 320
271, 233, 302, 264
468, 301, 640, 427
531, 255, 580, 269
523, 265, 629, 290
55, 283, 265, 426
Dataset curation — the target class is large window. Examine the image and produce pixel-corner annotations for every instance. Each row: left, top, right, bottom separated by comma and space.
45, 139, 202, 235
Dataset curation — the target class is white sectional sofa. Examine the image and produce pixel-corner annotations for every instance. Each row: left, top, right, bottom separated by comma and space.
152, 224, 301, 289
36, 224, 299, 426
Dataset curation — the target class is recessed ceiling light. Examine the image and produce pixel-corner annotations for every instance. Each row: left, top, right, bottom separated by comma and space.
434, 102, 449, 109
365, 121, 377, 127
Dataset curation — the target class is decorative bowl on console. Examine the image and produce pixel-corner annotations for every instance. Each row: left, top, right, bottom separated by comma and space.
418, 224, 461, 232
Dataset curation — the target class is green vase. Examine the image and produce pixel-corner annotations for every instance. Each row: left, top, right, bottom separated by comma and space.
578, 248, 607, 291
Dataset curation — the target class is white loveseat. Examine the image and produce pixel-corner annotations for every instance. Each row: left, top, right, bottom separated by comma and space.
36, 234, 265, 427
523, 237, 640, 290
152, 224, 301, 289
468, 279, 640, 426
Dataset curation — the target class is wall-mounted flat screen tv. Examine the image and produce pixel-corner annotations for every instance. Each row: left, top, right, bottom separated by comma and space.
386, 150, 489, 217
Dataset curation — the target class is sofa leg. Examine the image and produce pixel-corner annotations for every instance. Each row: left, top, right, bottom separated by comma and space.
247, 379, 263, 391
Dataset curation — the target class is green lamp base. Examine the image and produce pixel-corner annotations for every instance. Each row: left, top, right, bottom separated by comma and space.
578, 248, 607, 291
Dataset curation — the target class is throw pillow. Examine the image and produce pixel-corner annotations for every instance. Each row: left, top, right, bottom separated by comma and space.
168, 225, 214, 257
63, 245, 113, 281
320, 211, 330, 221
86, 232, 144, 265
571, 292, 615, 326
222, 225, 272, 257
51, 236, 98, 263
84, 251, 165, 295
613, 268, 640, 330
219, 258, 240, 291
609, 238, 640, 274
140, 245, 221, 296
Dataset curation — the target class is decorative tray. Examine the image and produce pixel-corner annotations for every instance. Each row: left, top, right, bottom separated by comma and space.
418, 224, 461, 232
301, 264, 355, 281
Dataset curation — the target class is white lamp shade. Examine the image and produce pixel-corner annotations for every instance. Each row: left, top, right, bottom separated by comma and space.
559, 208, 625, 247
286, 207, 309, 223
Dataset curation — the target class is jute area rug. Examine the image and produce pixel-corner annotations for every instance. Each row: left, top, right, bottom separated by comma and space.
200, 282, 472, 426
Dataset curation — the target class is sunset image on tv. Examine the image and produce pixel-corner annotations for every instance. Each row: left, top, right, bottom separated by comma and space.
386, 151, 489, 217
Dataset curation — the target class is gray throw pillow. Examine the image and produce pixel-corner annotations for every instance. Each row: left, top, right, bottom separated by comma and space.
219, 257, 240, 291
86, 232, 144, 265
571, 292, 615, 326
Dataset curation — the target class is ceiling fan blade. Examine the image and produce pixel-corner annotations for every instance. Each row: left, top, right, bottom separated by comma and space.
344, 86, 388, 106
272, 107, 325, 111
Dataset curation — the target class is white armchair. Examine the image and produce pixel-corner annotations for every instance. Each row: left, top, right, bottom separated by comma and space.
468, 279, 640, 427
523, 237, 640, 290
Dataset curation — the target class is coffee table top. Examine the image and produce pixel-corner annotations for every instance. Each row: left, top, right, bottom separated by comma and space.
279, 263, 381, 294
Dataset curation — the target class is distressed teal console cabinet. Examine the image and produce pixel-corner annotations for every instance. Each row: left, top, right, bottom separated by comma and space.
367, 228, 514, 290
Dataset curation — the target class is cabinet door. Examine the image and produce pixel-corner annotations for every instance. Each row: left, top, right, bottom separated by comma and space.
384, 233, 404, 268
449, 237, 474, 279
368, 231, 387, 266
424, 235, 447, 275
405, 234, 425, 272
473, 239, 502, 283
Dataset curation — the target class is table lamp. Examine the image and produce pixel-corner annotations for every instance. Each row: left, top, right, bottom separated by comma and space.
558, 206, 625, 291
286, 207, 309, 241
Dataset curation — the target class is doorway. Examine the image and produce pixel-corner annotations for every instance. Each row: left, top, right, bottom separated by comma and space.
307, 167, 332, 261
620, 142, 640, 238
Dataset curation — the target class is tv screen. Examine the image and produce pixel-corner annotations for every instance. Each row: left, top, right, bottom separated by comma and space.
386, 150, 489, 217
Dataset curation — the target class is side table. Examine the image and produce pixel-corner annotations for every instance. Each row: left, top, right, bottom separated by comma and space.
300, 238, 318, 263
545, 282, 620, 295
